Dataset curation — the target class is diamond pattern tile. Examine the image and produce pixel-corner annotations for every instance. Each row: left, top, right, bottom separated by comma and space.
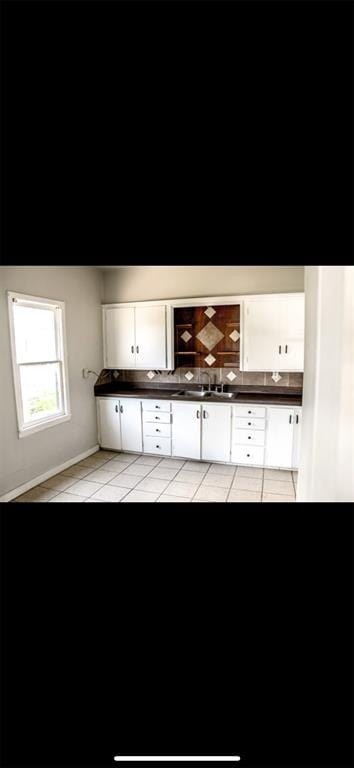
180, 330, 192, 343
271, 372, 282, 383
196, 321, 224, 351
147, 371, 155, 380
184, 371, 194, 381
204, 354, 216, 366
229, 329, 240, 342
226, 371, 237, 381
204, 306, 216, 318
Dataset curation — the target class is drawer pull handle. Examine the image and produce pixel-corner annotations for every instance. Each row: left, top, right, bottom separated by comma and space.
248, 410, 252, 414
156, 445, 161, 449
247, 454, 250, 457
156, 429, 160, 432
155, 416, 160, 420
248, 422, 251, 426
155, 405, 160, 409
248, 436, 251, 440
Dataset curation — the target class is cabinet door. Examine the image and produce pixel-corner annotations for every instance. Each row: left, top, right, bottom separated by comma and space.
283, 295, 305, 371
103, 307, 135, 368
292, 408, 302, 469
97, 398, 121, 450
171, 402, 201, 460
265, 407, 295, 468
201, 403, 231, 462
243, 299, 281, 371
135, 305, 167, 369
119, 398, 143, 453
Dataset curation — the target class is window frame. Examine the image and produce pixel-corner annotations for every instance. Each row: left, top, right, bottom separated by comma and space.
7, 291, 71, 438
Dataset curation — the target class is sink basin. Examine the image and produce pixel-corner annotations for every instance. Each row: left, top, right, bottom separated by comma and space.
173, 390, 209, 397
205, 391, 234, 399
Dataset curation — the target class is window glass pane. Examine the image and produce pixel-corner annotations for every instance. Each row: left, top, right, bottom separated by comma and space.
19, 363, 63, 424
13, 305, 57, 363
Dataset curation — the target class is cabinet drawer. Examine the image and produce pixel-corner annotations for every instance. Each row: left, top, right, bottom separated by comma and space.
143, 410, 171, 425
143, 422, 171, 438
143, 435, 171, 456
232, 445, 264, 466
234, 405, 266, 418
234, 416, 265, 431
141, 399, 171, 412
233, 429, 265, 446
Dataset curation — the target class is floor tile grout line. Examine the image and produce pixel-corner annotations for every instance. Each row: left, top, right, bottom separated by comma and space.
225, 465, 238, 502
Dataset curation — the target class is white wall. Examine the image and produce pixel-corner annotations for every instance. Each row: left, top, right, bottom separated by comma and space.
102, 266, 304, 303
0, 267, 104, 496
297, 266, 354, 502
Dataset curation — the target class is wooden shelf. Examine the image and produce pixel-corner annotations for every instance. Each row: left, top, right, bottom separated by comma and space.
175, 351, 199, 355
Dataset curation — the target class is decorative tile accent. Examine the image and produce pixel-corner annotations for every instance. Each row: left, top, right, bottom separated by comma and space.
204, 354, 216, 366
226, 371, 237, 382
180, 330, 192, 343
271, 372, 282, 383
196, 321, 224, 351
184, 371, 194, 381
229, 329, 240, 342
204, 306, 216, 318
147, 370, 155, 380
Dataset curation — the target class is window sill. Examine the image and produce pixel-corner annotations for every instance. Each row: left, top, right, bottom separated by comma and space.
18, 413, 72, 438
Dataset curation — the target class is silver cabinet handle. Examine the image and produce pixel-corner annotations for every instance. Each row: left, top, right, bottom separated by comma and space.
131, 346, 134, 354
203, 410, 207, 419
289, 414, 292, 424
279, 345, 282, 354
155, 405, 160, 409
196, 411, 200, 419
296, 414, 299, 424
136, 346, 139, 354
156, 428, 161, 432
154, 416, 160, 420
285, 345, 288, 353
115, 405, 118, 413
120, 405, 123, 413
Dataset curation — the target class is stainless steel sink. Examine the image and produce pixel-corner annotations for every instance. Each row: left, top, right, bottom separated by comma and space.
173, 390, 209, 397
173, 389, 235, 399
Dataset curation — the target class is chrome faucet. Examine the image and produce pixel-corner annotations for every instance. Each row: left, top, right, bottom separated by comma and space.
200, 372, 212, 392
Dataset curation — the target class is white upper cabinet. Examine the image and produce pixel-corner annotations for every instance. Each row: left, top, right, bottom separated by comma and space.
242, 293, 304, 372
135, 306, 167, 369
103, 307, 136, 369
103, 304, 170, 369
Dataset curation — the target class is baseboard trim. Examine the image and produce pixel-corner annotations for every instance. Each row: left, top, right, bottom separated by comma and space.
0, 445, 100, 503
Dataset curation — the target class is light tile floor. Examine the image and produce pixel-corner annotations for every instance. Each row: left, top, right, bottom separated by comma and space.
13, 450, 298, 503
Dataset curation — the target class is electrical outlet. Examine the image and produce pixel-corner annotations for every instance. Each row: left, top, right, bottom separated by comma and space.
82, 368, 89, 379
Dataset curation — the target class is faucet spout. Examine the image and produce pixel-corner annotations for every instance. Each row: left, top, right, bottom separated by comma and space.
200, 371, 212, 392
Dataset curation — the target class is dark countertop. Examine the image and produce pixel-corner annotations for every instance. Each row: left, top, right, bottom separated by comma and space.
94, 382, 302, 407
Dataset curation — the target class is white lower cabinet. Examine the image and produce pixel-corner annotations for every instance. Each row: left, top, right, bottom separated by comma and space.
171, 402, 201, 460
119, 398, 143, 453
97, 398, 122, 451
264, 407, 295, 469
97, 396, 302, 470
97, 397, 142, 452
201, 403, 231, 462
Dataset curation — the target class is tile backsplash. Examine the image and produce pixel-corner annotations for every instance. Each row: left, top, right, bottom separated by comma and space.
96, 367, 303, 388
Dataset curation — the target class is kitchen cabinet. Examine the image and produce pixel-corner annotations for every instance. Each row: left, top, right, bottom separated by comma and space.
97, 397, 142, 452
242, 293, 304, 372
171, 402, 201, 460
119, 398, 143, 453
103, 304, 169, 369
291, 407, 302, 470
201, 403, 231, 462
142, 399, 171, 456
97, 398, 122, 451
264, 407, 295, 469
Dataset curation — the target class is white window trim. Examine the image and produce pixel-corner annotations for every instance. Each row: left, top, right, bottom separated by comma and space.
7, 291, 71, 438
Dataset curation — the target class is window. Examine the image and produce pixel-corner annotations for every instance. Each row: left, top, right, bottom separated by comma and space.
8, 292, 71, 437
